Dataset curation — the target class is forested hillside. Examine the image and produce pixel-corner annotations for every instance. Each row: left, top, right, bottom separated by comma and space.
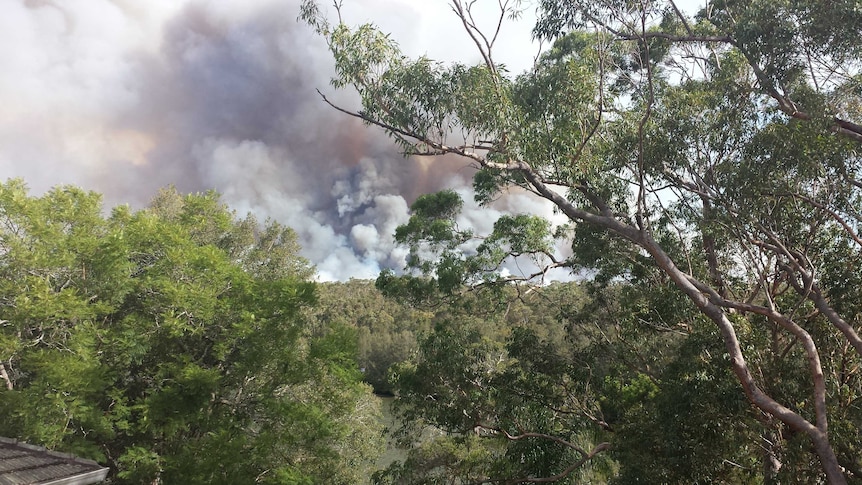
307, 280, 433, 395
314, 277, 834, 483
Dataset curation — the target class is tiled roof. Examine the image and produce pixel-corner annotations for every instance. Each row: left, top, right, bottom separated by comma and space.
0, 438, 108, 485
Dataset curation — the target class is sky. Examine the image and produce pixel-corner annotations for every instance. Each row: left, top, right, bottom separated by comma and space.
0, 0, 702, 281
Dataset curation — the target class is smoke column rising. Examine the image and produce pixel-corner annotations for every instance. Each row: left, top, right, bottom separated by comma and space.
0, 0, 555, 280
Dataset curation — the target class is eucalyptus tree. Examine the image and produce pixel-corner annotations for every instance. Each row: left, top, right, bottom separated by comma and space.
303, 0, 862, 482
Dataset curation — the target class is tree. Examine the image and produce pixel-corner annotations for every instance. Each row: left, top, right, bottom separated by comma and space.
303, 1, 862, 482
307, 279, 434, 395
0, 181, 384, 484
378, 298, 616, 484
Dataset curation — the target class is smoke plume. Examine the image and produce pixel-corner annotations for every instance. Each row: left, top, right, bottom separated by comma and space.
0, 0, 560, 280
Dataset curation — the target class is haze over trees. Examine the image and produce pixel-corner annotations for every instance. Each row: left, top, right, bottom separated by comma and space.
302, 0, 862, 483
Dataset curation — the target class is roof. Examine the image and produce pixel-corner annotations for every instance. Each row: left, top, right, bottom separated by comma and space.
0, 438, 109, 485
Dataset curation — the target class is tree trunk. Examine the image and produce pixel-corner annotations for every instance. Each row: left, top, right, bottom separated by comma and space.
0, 362, 12, 390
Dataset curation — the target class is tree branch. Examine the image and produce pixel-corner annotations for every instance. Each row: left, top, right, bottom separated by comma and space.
688, 276, 829, 433
451, 0, 497, 75
618, 32, 733, 43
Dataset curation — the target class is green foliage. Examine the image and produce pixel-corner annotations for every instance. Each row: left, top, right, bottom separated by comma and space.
305, 0, 862, 482
374, 286, 616, 484
395, 190, 470, 270
610, 326, 761, 484
0, 180, 383, 484
378, 191, 561, 306
306, 279, 433, 394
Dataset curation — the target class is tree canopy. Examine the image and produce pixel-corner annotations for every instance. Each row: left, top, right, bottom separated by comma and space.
306, 279, 434, 394
0, 181, 384, 484
303, 1, 862, 483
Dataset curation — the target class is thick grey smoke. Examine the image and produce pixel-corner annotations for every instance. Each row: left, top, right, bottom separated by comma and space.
0, 0, 565, 281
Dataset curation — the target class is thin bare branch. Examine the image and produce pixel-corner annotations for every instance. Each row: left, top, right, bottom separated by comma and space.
451, 1, 497, 74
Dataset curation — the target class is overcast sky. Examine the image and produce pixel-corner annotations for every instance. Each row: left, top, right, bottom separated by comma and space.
0, 0, 703, 281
